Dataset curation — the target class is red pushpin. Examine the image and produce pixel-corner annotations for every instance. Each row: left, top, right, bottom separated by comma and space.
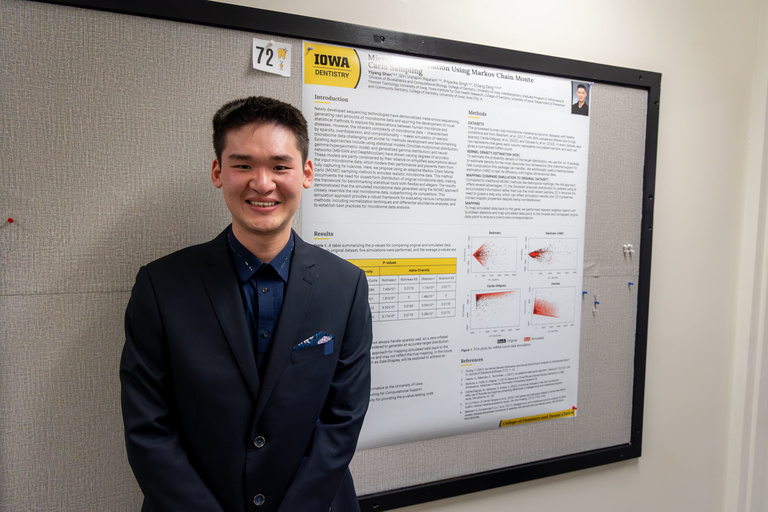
6, 218, 13, 223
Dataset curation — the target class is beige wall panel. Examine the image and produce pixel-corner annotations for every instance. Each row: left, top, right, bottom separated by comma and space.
0, 292, 140, 510
583, 84, 647, 278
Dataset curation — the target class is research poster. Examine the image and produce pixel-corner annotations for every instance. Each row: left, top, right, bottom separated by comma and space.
301, 42, 591, 449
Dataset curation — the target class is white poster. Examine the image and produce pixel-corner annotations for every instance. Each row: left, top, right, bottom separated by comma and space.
301, 42, 591, 449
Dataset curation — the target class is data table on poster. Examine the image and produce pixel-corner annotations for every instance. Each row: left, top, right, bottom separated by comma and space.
348, 258, 457, 321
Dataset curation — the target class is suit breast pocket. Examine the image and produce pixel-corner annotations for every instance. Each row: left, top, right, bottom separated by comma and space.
291, 342, 330, 364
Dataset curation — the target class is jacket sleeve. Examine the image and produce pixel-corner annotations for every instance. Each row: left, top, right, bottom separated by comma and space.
277, 269, 373, 512
120, 266, 226, 511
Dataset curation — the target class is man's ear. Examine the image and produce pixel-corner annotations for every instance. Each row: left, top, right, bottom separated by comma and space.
211, 159, 223, 189
303, 159, 314, 189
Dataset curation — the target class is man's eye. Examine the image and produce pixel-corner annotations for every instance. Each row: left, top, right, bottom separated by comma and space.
274, 165, 288, 171
233, 165, 251, 169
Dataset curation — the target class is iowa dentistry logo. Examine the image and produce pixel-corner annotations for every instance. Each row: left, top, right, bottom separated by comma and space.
304, 42, 361, 89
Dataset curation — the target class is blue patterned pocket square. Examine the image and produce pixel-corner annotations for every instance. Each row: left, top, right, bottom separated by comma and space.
293, 332, 335, 355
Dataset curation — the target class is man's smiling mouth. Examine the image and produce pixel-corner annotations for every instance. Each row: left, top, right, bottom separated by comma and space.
246, 200, 277, 207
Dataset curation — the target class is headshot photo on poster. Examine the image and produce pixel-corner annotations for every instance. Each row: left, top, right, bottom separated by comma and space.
571, 82, 590, 116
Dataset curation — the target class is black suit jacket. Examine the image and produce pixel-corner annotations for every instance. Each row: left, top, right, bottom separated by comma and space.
120, 229, 372, 512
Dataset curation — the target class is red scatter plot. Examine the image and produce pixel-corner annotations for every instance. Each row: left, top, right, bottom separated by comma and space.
527, 239, 579, 271
471, 289, 520, 329
476, 290, 513, 304
471, 238, 518, 273
473, 243, 489, 267
533, 298, 559, 318
528, 247, 551, 261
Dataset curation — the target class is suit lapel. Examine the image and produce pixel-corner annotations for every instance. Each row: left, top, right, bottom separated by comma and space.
254, 233, 318, 420
201, 230, 261, 401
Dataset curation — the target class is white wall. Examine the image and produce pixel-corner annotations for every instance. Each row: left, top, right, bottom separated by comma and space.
216, 0, 768, 510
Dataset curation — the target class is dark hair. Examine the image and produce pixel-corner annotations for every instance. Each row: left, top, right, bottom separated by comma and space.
576, 83, 588, 92
212, 96, 309, 163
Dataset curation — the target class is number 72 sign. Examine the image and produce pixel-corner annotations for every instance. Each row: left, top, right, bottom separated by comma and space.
252, 38, 291, 77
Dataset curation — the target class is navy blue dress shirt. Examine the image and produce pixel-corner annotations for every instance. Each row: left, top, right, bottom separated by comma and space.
227, 227, 293, 372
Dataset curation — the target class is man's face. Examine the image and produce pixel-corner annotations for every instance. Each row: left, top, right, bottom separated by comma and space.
211, 122, 313, 247
577, 87, 587, 103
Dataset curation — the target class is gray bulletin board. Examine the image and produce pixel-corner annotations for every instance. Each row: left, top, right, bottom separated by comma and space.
1, 1, 658, 510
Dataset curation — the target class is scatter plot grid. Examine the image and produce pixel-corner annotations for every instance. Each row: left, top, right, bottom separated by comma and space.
471, 237, 518, 273
527, 238, 579, 271
471, 289, 521, 329
532, 287, 576, 324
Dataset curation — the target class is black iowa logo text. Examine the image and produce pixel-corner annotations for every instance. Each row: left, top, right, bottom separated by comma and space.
314, 54, 350, 68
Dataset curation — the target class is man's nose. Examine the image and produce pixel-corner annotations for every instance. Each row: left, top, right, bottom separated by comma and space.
249, 169, 276, 194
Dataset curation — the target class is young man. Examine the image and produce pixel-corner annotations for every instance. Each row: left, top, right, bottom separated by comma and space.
120, 97, 372, 512
571, 83, 589, 116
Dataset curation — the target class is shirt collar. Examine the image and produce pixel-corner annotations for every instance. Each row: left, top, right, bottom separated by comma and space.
227, 226, 293, 283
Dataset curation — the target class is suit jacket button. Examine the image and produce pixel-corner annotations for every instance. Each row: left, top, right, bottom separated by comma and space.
253, 494, 266, 506
253, 436, 266, 448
